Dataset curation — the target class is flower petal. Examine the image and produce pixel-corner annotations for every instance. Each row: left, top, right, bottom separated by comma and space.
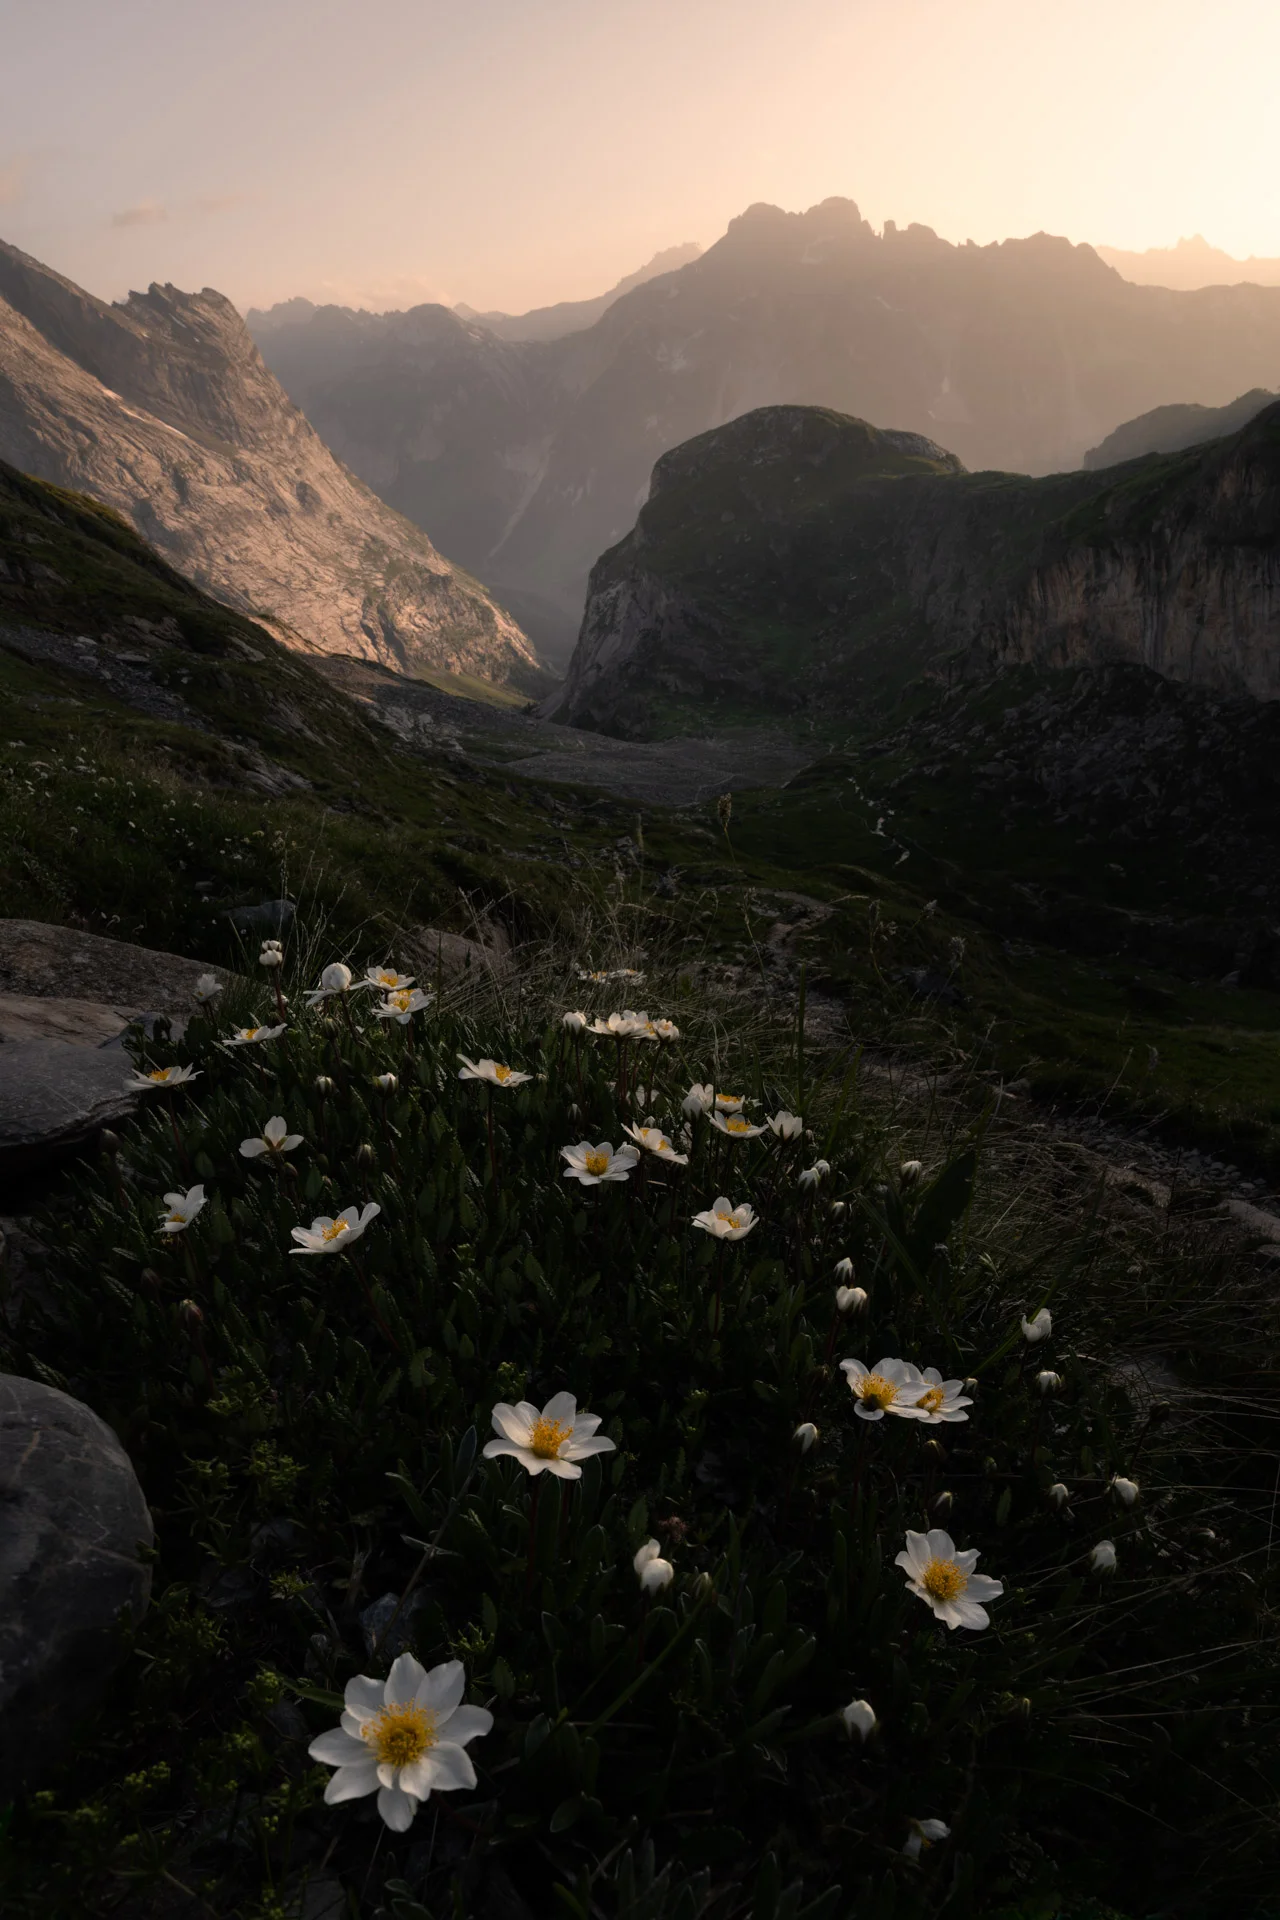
418, 1741, 479, 1792
377, 1783, 417, 1831
925, 1528, 957, 1560
482, 1439, 537, 1468
964, 1574, 1004, 1602
542, 1390, 578, 1427
385, 1652, 427, 1705
950, 1598, 991, 1630
415, 1659, 465, 1717
309, 1727, 369, 1766
344, 1675, 386, 1719
438, 1704, 494, 1747
544, 1456, 584, 1479
323, 1760, 379, 1803
490, 1403, 532, 1444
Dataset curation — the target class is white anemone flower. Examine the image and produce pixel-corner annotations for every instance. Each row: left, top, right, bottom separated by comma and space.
901, 1368, 972, 1425
798, 1159, 831, 1190
561, 1140, 639, 1185
363, 965, 415, 993
225, 1021, 287, 1047
651, 1017, 679, 1041
259, 940, 284, 969
904, 1817, 951, 1861
482, 1391, 616, 1480
710, 1111, 769, 1140
900, 1159, 924, 1184
578, 968, 610, 984
682, 1083, 715, 1117
767, 1110, 803, 1140
375, 988, 433, 1024
1037, 1370, 1063, 1395
125, 1062, 200, 1091
713, 1091, 746, 1113
562, 1010, 588, 1032
1021, 1307, 1053, 1343
691, 1197, 758, 1241
290, 1201, 381, 1255
1110, 1476, 1140, 1506
841, 1698, 877, 1741
634, 1538, 675, 1593
305, 962, 354, 1005
192, 973, 223, 1006
839, 1357, 922, 1420
375, 1072, 398, 1092
896, 1529, 1003, 1630
836, 1285, 868, 1314
1048, 1482, 1071, 1508
307, 1653, 492, 1833
793, 1421, 819, 1453
622, 1123, 689, 1165
240, 1115, 303, 1159
457, 1054, 533, 1088
1090, 1539, 1118, 1573
159, 1184, 206, 1234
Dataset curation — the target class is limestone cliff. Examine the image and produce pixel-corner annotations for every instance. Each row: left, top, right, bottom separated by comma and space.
0, 240, 540, 687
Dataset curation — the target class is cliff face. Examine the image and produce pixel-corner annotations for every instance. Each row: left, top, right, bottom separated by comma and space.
0, 241, 540, 687
550, 402, 1280, 736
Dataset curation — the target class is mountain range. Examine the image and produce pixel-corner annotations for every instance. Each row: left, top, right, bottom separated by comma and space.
550, 400, 1280, 736
1096, 235, 1280, 289
248, 199, 1280, 654
0, 240, 539, 688
1083, 387, 1278, 468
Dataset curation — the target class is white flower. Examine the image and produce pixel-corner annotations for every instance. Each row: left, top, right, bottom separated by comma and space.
767, 1109, 803, 1140
578, 968, 610, 984
482, 1391, 616, 1480
560, 1140, 639, 1185
259, 941, 284, 969
1036, 1370, 1063, 1395
622, 1122, 689, 1165
1048, 1482, 1071, 1508
839, 1357, 922, 1420
900, 1368, 972, 1425
691, 1197, 758, 1241
713, 1091, 746, 1113
829, 1200, 846, 1217
375, 1072, 398, 1092
682, 1083, 715, 1117
562, 1010, 588, 1033
363, 965, 415, 992
633, 1538, 674, 1593
305, 962, 353, 1005
841, 1698, 877, 1741
125, 1062, 200, 1091
290, 1201, 381, 1255
588, 1009, 646, 1038
225, 1021, 287, 1047
240, 1115, 303, 1159
710, 1111, 768, 1140
834, 1256, 855, 1281
900, 1159, 924, 1184
896, 1529, 1003, 1630
375, 988, 433, 1024
192, 972, 223, 1005
1090, 1539, 1118, 1573
457, 1054, 533, 1088
793, 1421, 819, 1453
159, 1184, 206, 1234
798, 1159, 831, 1190
1110, 1475, 1140, 1506
836, 1285, 868, 1314
904, 1817, 951, 1861
650, 1018, 679, 1041
307, 1653, 492, 1833
610, 967, 646, 982
1021, 1307, 1053, 1343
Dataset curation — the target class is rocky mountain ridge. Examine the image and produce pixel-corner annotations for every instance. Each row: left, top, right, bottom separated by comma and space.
1083, 388, 1277, 468
550, 401, 1280, 736
250, 198, 1280, 644
0, 240, 540, 687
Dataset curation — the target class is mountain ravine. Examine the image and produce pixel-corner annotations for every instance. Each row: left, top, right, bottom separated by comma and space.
548, 402, 1280, 737
0, 239, 540, 688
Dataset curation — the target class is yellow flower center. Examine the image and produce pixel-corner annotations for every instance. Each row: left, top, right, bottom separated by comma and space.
922, 1557, 968, 1603
915, 1386, 946, 1414
716, 1095, 742, 1109
725, 1117, 751, 1134
243, 1027, 260, 1040
716, 1208, 737, 1225
584, 1150, 610, 1176
493, 1064, 512, 1083
147, 1068, 171, 1083
321, 1219, 351, 1243
859, 1372, 897, 1410
528, 1416, 573, 1459
364, 1702, 436, 1769
392, 992, 410, 1010
167, 1211, 185, 1224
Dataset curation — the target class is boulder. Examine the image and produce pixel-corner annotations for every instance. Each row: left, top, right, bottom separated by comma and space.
0, 918, 224, 1010
0, 1373, 153, 1798
0, 1039, 139, 1177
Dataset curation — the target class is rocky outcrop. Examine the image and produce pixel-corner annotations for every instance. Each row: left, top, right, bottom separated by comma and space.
0, 240, 539, 686
552, 402, 1280, 736
0, 1373, 153, 1798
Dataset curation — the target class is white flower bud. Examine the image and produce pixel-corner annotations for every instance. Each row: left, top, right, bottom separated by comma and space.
1048, 1482, 1070, 1508
374, 1072, 398, 1093
1021, 1307, 1052, 1343
1089, 1539, 1117, 1573
793, 1421, 819, 1453
320, 962, 351, 993
1036, 1370, 1063, 1395
834, 1256, 855, 1282
900, 1159, 923, 1185
840, 1697, 877, 1741
633, 1538, 674, 1594
258, 941, 283, 969
836, 1285, 868, 1314
562, 1010, 587, 1033
829, 1199, 846, 1217
1110, 1475, 1139, 1506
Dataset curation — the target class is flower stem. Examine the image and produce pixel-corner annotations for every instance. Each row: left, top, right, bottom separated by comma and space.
525, 1478, 542, 1601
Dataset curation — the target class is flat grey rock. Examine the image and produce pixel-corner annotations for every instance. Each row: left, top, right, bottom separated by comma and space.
0, 919, 226, 1010
0, 1373, 153, 1797
0, 1038, 139, 1173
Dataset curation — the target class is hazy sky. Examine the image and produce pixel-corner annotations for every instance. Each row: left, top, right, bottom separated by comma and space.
2, 0, 1279, 314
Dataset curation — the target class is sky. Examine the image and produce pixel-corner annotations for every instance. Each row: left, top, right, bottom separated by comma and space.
2, 0, 1279, 315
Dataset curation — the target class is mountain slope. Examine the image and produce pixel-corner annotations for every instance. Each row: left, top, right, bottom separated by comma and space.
251, 198, 1280, 635
0, 240, 540, 688
453, 243, 702, 341
551, 400, 1280, 736
1083, 387, 1278, 468
1097, 235, 1280, 289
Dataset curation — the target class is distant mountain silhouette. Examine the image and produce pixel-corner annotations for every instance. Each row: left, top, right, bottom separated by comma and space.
454, 243, 702, 342
1097, 235, 1280, 290
249, 199, 1280, 651
1084, 389, 1279, 468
